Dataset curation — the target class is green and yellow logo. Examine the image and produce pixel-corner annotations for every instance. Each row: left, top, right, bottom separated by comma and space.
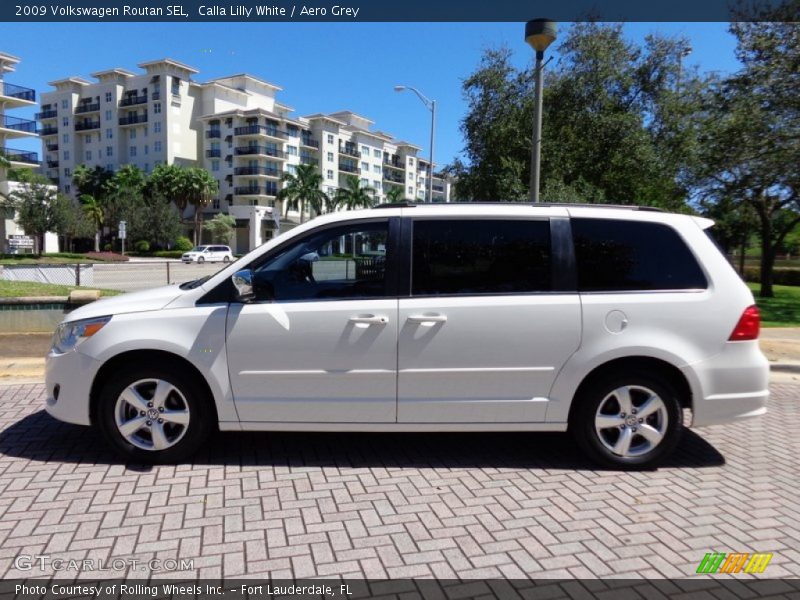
696, 552, 773, 574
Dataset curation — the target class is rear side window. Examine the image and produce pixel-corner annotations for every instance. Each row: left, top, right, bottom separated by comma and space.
571, 218, 707, 291
411, 219, 551, 296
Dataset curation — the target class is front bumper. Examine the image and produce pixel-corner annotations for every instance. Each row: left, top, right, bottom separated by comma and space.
44, 349, 102, 426
684, 341, 770, 427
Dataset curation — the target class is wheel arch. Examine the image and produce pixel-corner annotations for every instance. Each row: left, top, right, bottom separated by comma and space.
89, 349, 219, 428
567, 356, 693, 426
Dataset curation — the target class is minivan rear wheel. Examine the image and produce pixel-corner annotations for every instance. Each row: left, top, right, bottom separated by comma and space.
97, 364, 213, 463
571, 371, 682, 469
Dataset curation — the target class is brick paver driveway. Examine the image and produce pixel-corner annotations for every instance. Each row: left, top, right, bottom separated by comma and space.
0, 382, 797, 579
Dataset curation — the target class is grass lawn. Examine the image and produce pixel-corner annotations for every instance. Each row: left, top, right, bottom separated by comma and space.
748, 282, 800, 327
0, 253, 119, 265
0, 280, 122, 298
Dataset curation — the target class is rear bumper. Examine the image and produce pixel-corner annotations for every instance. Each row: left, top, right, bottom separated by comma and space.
683, 341, 769, 427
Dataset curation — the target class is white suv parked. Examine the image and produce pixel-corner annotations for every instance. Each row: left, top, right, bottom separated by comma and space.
45, 204, 769, 468
181, 245, 233, 264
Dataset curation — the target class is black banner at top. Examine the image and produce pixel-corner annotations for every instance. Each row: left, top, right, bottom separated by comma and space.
1, 0, 798, 22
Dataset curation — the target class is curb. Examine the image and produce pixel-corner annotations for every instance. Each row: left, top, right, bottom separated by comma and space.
771, 362, 800, 374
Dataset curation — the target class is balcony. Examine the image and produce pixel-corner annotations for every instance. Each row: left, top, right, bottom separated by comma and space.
234, 185, 278, 197
47, 159, 59, 168
235, 146, 287, 159
339, 145, 360, 158
300, 155, 318, 166
119, 94, 148, 107
383, 156, 405, 170
234, 125, 288, 139
301, 136, 320, 149
339, 162, 359, 174
36, 108, 58, 120
206, 149, 221, 158
118, 114, 147, 126
0, 147, 39, 166
0, 82, 35, 104
234, 166, 280, 177
383, 170, 404, 184
40, 125, 58, 136
49, 177, 60, 186
46, 142, 59, 152
205, 130, 221, 139
75, 102, 100, 114
75, 120, 101, 131
1, 115, 38, 135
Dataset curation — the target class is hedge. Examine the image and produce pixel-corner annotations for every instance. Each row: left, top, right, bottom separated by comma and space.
742, 266, 800, 286
152, 250, 186, 259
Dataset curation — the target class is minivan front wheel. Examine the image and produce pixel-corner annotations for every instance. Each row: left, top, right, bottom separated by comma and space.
571, 372, 682, 469
97, 365, 213, 463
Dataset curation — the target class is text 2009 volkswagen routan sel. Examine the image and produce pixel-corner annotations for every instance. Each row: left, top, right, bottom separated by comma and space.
45, 203, 769, 468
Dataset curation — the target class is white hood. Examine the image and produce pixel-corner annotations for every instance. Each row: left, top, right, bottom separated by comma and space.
64, 285, 185, 322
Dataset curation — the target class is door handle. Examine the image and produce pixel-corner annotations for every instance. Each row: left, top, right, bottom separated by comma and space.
349, 315, 388, 326
407, 314, 448, 325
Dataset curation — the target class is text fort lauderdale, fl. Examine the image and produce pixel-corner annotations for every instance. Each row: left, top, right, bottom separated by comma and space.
199, 4, 361, 17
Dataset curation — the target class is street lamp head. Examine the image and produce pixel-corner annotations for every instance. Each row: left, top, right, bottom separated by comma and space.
394, 85, 406, 92
525, 19, 558, 53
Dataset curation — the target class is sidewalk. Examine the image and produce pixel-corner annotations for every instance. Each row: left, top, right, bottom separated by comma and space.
2, 330, 799, 384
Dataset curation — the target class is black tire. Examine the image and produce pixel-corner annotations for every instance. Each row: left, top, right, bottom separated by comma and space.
570, 370, 683, 470
96, 363, 214, 463
223, 256, 231, 263
198, 256, 205, 264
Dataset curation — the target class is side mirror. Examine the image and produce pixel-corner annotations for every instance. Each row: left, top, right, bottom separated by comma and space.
232, 269, 255, 303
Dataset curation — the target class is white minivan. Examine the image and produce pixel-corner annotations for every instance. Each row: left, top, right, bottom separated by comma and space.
181, 245, 234, 263
44, 204, 769, 468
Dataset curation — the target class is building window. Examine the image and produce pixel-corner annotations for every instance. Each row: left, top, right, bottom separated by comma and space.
106, 146, 113, 157
64, 168, 71, 177
327, 134, 334, 144
144, 144, 149, 155
408, 172, 414, 180
105, 92, 112, 103
105, 110, 112, 121
327, 152, 334, 162
287, 145, 298, 156
408, 186, 413, 195
130, 146, 137, 157
63, 151, 70, 160
130, 129, 136, 140
61, 99, 68, 109
360, 178, 369, 186
212, 198, 220, 210
153, 121, 161, 133
374, 181, 381, 190
153, 103, 161, 114
361, 145, 369, 155
65, 184, 71, 194
373, 165, 381, 174
104, 129, 111, 139
409, 158, 414, 166
154, 141, 162, 152
373, 149, 381, 159
211, 160, 220, 172
84, 135, 91, 144
62, 133, 69, 143
286, 164, 297, 175
85, 151, 91, 160
62, 117, 69, 127
327, 170, 333, 180
143, 126, 148, 137
144, 163, 149, 173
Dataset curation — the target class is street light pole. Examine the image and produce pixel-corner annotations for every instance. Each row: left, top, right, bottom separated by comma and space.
525, 19, 557, 203
395, 85, 436, 202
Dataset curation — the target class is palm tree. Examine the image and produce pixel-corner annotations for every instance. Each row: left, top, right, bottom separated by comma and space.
335, 175, 376, 210
80, 194, 104, 252
184, 168, 218, 245
277, 164, 328, 223
385, 185, 406, 204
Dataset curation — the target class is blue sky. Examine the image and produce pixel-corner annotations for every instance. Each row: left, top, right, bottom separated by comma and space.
2, 22, 739, 165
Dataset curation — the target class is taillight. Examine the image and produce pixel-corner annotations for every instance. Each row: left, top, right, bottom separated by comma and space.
729, 305, 760, 341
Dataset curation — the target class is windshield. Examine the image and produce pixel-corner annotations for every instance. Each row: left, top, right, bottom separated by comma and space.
190, 246, 208, 252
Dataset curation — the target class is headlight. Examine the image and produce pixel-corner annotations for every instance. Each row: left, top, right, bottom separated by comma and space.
51, 316, 111, 354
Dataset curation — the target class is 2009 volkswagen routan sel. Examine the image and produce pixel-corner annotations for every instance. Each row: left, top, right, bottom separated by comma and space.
45, 203, 769, 468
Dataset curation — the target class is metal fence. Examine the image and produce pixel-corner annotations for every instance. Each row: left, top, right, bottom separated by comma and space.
1, 261, 228, 292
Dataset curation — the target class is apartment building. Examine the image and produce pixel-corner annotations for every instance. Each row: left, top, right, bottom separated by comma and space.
40, 59, 451, 253
0, 52, 58, 253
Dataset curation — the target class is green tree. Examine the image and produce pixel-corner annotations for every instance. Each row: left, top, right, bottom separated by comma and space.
72, 165, 113, 202
334, 175, 376, 210
384, 185, 406, 204
79, 194, 104, 251
450, 24, 704, 209
0, 172, 69, 255
184, 167, 218, 245
203, 213, 236, 244
693, 15, 800, 297
277, 164, 328, 223
148, 164, 218, 244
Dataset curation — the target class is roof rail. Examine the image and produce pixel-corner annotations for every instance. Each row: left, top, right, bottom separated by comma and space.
372, 201, 663, 212
372, 201, 417, 209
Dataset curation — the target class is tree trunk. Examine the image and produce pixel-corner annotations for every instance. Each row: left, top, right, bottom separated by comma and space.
738, 232, 746, 276
299, 199, 305, 224
94, 230, 101, 252
759, 219, 775, 298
